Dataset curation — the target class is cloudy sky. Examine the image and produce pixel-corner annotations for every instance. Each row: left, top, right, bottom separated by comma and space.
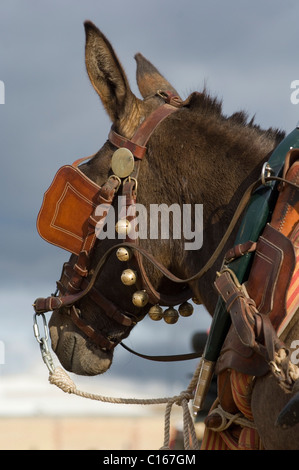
1, 0, 299, 415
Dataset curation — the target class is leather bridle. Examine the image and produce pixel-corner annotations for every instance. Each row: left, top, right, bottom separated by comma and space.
34, 91, 196, 355
34, 90, 279, 360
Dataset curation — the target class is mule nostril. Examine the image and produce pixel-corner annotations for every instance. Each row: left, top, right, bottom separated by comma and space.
106, 327, 131, 344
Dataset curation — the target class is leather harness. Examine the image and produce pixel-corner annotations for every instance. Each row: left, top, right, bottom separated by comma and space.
33, 90, 299, 366
34, 91, 198, 357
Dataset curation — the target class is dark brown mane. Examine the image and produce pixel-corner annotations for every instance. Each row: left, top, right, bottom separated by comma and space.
187, 89, 285, 143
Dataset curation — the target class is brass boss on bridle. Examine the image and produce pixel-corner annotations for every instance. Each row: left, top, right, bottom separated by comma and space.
34, 91, 199, 356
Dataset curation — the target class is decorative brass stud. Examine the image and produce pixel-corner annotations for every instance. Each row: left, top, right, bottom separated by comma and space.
132, 290, 149, 308
116, 246, 133, 262
178, 302, 194, 317
148, 304, 164, 321
121, 269, 137, 286
192, 297, 202, 305
115, 219, 131, 236
163, 307, 179, 324
111, 147, 134, 178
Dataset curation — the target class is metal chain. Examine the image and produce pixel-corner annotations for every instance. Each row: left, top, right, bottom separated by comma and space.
32, 311, 200, 449
33, 312, 55, 374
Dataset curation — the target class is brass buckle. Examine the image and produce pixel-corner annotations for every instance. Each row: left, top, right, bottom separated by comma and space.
123, 176, 138, 195
108, 174, 122, 191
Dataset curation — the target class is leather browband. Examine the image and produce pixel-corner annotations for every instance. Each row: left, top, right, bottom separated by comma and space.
108, 129, 147, 159
108, 103, 179, 158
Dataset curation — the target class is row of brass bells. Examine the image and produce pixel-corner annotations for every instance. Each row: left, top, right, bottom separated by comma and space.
117, 248, 136, 286
116, 246, 194, 316
112, 147, 146, 306
116, 248, 149, 308
148, 302, 194, 324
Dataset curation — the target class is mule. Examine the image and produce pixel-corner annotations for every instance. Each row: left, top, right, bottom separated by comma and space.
47, 21, 299, 449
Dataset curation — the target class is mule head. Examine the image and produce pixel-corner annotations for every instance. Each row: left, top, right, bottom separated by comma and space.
48, 21, 181, 376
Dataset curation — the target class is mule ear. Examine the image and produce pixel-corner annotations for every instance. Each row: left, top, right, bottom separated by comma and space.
135, 53, 180, 99
84, 21, 134, 122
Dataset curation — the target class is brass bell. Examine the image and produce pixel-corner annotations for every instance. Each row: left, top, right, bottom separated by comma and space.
121, 269, 137, 286
116, 246, 132, 262
115, 219, 131, 236
148, 304, 163, 321
178, 302, 194, 317
163, 307, 179, 324
132, 290, 149, 308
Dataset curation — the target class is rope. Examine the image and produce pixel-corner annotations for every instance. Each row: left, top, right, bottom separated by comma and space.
205, 350, 299, 434
48, 360, 203, 450
206, 402, 257, 432
269, 348, 299, 391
